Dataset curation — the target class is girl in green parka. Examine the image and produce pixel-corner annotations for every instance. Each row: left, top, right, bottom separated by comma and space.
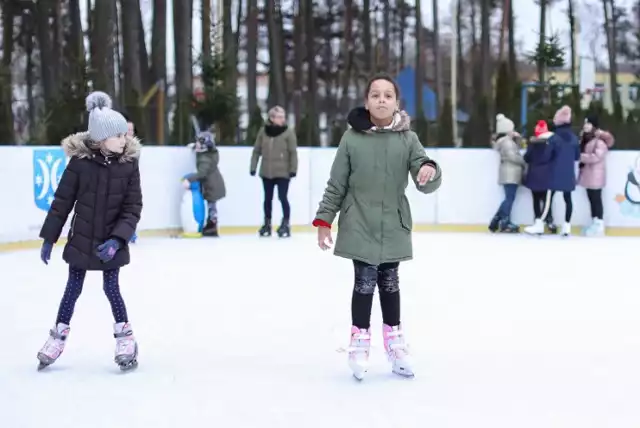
183, 131, 227, 236
312, 74, 442, 380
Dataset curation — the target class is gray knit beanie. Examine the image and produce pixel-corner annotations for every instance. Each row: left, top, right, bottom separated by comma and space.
85, 91, 128, 142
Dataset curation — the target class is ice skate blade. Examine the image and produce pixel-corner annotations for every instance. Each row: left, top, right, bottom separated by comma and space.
118, 360, 138, 372
37, 362, 50, 371
393, 368, 415, 378
352, 370, 366, 381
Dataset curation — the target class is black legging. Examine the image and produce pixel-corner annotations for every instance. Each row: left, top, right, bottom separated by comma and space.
586, 189, 603, 219
262, 177, 290, 220
532, 190, 552, 220
550, 191, 573, 222
352, 260, 401, 329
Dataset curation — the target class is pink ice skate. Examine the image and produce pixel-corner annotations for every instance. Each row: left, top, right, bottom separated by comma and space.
382, 324, 414, 378
113, 322, 138, 371
37, 323, 70, 370
348, 326, 371, 380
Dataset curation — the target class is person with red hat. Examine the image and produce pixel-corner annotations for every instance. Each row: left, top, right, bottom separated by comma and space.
523, 120, 557, 234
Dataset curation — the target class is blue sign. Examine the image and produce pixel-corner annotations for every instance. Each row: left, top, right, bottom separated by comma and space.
33, 148, 68, 212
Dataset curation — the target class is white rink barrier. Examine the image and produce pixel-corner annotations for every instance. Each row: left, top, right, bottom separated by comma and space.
2, 145, 640, 244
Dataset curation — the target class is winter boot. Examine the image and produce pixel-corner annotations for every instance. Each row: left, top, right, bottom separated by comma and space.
348, 326, 371, 380
113, 322, 138, 371
488, 214, 501, 233
561, 223, 572, 237
276, 219, 291, 238
259, 218, 272, 237
499, 218, 520, 233
202, 218, 219, 237
382, 324, 414, 378
524, 218, 545, 235
37, 323, 70, 370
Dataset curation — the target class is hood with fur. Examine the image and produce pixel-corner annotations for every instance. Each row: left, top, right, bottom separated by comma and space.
347, 107, 411, 133
61, 131, 142, 163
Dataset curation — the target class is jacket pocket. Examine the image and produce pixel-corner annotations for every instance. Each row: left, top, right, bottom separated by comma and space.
398, 209, 411, 232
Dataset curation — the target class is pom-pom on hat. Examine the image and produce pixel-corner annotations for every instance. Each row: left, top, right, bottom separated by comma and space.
85, 91, 128, 142
495, 113, 515, 134
534, 120, 549, 137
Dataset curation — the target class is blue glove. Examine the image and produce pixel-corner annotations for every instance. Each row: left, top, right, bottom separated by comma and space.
40, 241, 53, 265
96, 239, 122, 263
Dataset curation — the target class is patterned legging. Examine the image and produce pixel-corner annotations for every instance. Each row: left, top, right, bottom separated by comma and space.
55, 266, 129, 325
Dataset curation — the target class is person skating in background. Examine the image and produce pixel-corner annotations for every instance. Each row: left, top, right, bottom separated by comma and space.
538, 105, 581, 236
523, 120, 557, 234
250, 105, 298, 238
37, 91, 142, 371
312, 74, 442, 380
183, 131, 226, 237
577, 115, 614, 236
488, 113, 526, 233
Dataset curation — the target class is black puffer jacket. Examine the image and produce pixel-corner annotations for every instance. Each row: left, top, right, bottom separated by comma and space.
39, 132, 143, 271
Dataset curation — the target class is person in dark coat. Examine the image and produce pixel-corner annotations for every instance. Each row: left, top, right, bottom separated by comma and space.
183, 131, 226, 237
538, 105, 580, 236
36, 91, 143, 371
523, 120, 557, 234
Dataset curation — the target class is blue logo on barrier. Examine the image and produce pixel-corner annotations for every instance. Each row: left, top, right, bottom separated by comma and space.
33, 149, 67, 212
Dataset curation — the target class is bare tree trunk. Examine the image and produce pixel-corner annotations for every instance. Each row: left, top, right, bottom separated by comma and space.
150, 0, 167, 143
363, 0, 373, 73
568, 0, 577, 86
538, 0, 547, 82
415, 0, 424, 115
340, 0, 354, 115
0, 2, 15, 143
399, 1, 407, 69
603, 0, 621, 118
508, 0, 516, 79
292, 0, 304, 125
120, 0, 145, 138
173, 0, 193, 144
266, 0, 286, 107
202, 0, 211, 58
432, 0, 443, 108
382, 0, 391, 66
480, 0, 491, 98
305, 0, 319, 145
91, 0, 116, 95
246, 0, 258, 115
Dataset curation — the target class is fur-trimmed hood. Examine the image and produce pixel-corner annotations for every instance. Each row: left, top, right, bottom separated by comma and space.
347, 107, 411, 133
61, 131, 141, 163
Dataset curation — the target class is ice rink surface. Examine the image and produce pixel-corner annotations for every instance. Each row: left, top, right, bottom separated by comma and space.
1, 231, 640, 428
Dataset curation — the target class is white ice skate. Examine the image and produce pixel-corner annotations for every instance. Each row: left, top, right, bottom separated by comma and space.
382, 324, 414, 378
585, 218, 605, 237
37, 323, 70, 370
348, 326, 370, 381
524, 218, 545, 235
561, 222, 572, 237
113, 322, 138, 371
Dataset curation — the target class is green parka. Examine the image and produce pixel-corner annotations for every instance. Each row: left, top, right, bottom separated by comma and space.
314, 109, 442, 266
250, 124, 298, 179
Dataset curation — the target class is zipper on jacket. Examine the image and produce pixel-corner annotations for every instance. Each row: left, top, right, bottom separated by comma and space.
70, 213, 77, 238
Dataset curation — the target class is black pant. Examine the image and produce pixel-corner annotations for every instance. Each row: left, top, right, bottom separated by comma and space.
550, 191, 573, 222
262, 177, 290, 220
531, 190, 552, 220
586, 189, 603, 219
352, 260, 401, 329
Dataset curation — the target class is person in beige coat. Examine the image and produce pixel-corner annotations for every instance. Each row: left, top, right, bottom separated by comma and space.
489, 113, 526, 233
250, 106, 298, 237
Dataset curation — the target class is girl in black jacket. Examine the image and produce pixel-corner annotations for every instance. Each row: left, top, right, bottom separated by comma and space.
36, 92, 143, 371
